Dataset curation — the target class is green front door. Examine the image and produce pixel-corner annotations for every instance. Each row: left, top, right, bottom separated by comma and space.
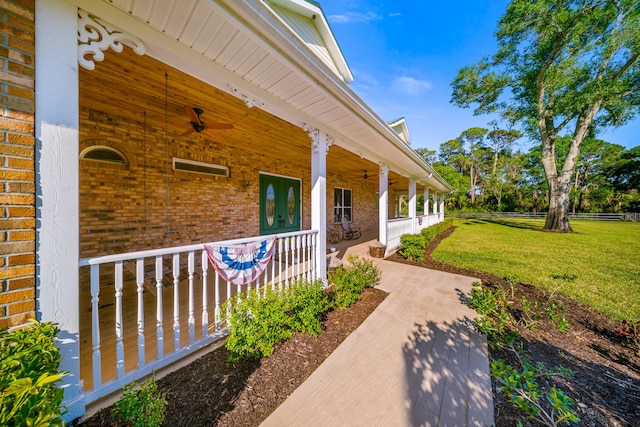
260, 174, 301, 235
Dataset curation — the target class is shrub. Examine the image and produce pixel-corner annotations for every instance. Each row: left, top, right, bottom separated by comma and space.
400, 219, 454, 263
224, 279, 327, 361
284, 279, 328, 337
0, 321, 66, 427
112, 375, 166, 427
468, 282, 513, 338
328, 255, 381, 309
491, 349, 580, 426
399, 234, 426, 262
466, 282, 579, 425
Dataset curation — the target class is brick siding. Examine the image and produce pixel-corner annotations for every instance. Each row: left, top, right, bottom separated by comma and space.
0, 0, 36, 330
79, 106, 316, 258
79, 104, 381, 259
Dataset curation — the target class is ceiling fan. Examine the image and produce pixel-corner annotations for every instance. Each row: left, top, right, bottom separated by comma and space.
182, 106, 233, 140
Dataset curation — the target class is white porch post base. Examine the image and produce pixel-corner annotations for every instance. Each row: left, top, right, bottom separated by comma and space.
35, 0, 84, 420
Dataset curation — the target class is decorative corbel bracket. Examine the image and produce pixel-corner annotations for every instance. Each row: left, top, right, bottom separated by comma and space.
78, 9, 145, 71
379, 162, 388, 178
228, 84, 266, 109
304, 124, 333, 154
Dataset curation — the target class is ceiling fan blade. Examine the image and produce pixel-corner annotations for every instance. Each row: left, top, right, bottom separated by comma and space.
203, 128, 225, 141
181, 128, 195, 136
184, 106, 202, 125
206, 123, 234, 130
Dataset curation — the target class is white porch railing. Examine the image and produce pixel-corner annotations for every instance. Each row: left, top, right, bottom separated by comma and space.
387, 217, 414, 252
78, 229, 318, 406
388, 214, 445, 252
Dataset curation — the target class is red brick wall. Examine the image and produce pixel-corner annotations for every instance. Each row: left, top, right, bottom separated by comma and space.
0, 0, 36, 330
78, 106, 383, 258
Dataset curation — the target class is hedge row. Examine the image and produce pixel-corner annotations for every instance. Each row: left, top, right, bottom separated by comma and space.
398, 219, 454, 263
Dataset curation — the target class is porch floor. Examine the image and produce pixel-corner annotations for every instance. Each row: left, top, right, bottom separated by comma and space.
264, 233, 494, 426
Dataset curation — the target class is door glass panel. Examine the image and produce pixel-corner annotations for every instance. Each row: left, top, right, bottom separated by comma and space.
287, 186, 295, 224
266, 184, 276, 226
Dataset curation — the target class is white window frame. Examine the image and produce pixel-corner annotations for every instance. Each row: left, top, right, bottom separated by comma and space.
334, 187, 353, 223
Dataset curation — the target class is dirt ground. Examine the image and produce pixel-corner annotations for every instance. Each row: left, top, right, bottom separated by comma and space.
80, 226, 640, 426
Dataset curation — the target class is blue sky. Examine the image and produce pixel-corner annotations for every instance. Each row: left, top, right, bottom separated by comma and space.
318, 0, 640, 152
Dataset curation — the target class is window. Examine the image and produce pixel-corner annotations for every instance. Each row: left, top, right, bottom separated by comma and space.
172, 158, 229, 177
80, 145, 127, 165
334, 187, 352, 223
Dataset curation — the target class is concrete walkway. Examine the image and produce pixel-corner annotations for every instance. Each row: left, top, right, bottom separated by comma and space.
261, 237, 494, 427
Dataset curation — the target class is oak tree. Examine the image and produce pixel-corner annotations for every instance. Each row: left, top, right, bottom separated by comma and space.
451, 0, 640, 231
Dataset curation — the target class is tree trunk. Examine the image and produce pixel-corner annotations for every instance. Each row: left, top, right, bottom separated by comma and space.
544, 174, 573, 232
470, 165, 476, 204
539, 104, 600, 232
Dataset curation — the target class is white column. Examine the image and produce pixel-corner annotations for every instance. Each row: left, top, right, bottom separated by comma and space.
424, 187, 430, 226
307, 125, 331, 282
408, 179, 416, 234
378, 163, 389, 247
433, 192, 439, 217
35, 0, 83, 420
440, 193, 445, 220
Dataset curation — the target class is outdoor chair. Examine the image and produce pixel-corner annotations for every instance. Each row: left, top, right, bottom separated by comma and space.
340, 216, 361, 240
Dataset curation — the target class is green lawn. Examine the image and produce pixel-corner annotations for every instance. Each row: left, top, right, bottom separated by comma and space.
432, 218, 640, 321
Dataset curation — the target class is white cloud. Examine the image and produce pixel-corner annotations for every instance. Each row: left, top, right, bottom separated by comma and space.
328, 11, 382, 24
391, 76, 433, 96
388, 12, 403, 18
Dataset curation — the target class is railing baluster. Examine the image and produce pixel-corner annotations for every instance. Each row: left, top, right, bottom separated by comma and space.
115, 261, 124, 379
136, 258, 145, 368
214, 267, 221, 331
277, 237, 283, 290
284, 237, 290, 287
301, 234, 307, 281
188, 251, 195, 344
155, 256, 164, 358
270, 247, 276, 291
90, 264, 102, 389
226, 275, 232, 322
312, 233, 317, 281
173, 254, 180, 352
295, 236, 302, 280
202, 251, 209, 337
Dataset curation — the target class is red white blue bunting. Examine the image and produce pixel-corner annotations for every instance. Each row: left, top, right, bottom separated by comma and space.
204, 237, 276, 285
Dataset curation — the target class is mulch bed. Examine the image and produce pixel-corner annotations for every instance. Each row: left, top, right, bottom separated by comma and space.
387, 226, 640, 426
78, 287, 388, 427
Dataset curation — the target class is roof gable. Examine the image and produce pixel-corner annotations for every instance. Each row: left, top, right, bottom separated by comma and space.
388, 117, 411, 145
265, 0, 353, 83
